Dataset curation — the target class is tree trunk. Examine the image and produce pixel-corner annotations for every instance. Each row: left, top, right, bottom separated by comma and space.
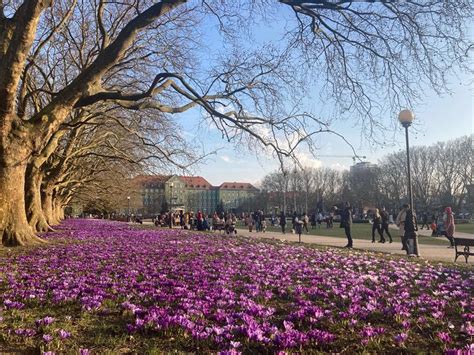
25, 164, 51, 232
53, 198, 64, 223
42, 187, 56, 226
0, 162, 45, 246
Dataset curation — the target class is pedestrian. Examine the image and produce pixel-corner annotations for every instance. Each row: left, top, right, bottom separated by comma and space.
280, 211, 286, 234
197, 210, 203, 231
380, 207, 393, 243
340, 202, 353, 248
371, 208, 385, 243
317, 211, 323, 229
179, 210, 185, 229
292, 211, 297, 233
420, 211, 429, 230
295, 214, 304, 242
254, 210, 261, 232
310, 213, 316, 229
444, 206, 455, 248
404, 206, 419, 256
246, 214, 254, 232
396, 204, 409, 252
303, 212, 309, 234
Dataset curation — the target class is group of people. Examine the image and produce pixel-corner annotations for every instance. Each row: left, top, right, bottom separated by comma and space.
151, 203, 457, 256
153, 210, 239, 232
243, 210, 267, 232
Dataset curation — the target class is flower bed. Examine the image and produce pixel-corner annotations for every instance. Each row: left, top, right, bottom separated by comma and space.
0, 219, 472, 353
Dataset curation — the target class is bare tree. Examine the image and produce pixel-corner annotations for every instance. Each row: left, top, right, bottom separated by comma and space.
1, 0, 472, 245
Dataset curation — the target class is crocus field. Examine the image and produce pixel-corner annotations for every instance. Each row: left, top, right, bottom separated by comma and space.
0, 220, 472, 354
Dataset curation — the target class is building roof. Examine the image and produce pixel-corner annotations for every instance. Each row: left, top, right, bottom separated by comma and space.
179, 176, 213, 189
132, 175, 171, 188
219, 182, 258, 190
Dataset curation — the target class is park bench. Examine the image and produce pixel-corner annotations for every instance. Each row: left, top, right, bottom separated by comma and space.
212, 222, 226, 232
453, 237, 474, 263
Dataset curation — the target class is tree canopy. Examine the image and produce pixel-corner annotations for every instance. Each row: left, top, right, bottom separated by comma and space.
0, 0, 472, 245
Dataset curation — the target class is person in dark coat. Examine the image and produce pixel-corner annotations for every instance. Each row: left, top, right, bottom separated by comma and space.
280, 211, 286, 234
295, 214, 304, 242
340, 202, 353, 248
371, 208, 385, 243
404, 208, 419, 256
380, 207, 393, 243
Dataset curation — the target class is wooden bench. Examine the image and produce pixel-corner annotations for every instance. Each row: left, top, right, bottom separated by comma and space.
454, 237, 474, 263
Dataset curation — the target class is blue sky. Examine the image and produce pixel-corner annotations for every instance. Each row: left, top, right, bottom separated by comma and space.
179, 79, 472, 186
173, 3, 473, 186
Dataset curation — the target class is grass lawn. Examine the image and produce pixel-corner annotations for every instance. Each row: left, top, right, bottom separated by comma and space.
455, 223, 474, 234
242, 222, 460, 246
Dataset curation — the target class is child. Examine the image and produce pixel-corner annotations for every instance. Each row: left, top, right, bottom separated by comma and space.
261, 219, 267, 233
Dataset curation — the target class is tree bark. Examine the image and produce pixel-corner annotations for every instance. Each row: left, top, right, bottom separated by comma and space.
0, 161, 45, 246
42, 186, 56, 226
25, 163, 51, 232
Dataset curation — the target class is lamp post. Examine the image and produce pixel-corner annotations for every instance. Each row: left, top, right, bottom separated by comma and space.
127, 196, 131, 221
398, 109, 418, 256
169, 183, 174, 228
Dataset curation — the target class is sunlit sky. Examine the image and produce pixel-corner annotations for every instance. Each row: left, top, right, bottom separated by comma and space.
172, 4, 473, 186
178, 81, 472, 186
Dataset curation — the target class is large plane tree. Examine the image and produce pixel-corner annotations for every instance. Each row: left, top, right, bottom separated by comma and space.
0, 0, 472, 245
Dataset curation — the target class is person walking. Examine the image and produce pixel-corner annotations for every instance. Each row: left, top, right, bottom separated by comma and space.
396, 204, 409, 252
371, 208, 385, 243
444, 206, 455, 248
380, 207, 393, 243
280, 211, 286, 234
341, 202, 353, 248
420, 211, 429, 230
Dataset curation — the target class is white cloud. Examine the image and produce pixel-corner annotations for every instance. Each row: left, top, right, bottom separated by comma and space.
294, 151, 322, 169
330, 163, 349, 171
221, 155, 231, 163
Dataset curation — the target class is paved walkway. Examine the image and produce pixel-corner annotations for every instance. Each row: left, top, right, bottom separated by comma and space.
138, 220, 472, 264
235, 227, 474, 264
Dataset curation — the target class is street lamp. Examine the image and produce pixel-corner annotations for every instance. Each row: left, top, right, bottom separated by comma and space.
169, 183, 174, 228
127, 196, 131, 221
398, 109, 419, 256
169, 183, 174, 209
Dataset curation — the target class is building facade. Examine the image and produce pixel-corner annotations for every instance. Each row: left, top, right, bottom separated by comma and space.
130, 175, 259, 216
219, 182, 260, 210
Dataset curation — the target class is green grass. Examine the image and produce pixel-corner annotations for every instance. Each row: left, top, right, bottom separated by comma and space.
454, 223, 474, 234
239, 222, 467, 246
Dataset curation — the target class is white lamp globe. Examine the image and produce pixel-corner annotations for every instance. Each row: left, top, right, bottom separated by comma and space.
398, 109, 415, 126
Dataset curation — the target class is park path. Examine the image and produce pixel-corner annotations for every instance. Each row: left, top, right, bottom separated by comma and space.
235, 227, 474, 264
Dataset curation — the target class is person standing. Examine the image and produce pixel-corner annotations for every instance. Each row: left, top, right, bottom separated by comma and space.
380, 207, 393, 243
371, 208, 385, 243
280, 211, 286, 234
246, 214, 254, 232
295, 214, 304, 242
341, 202, 353, 248
292, 211, 297, 233
396, 204, 409, 252
444, 206, 455, 248
317, 211, 323, 229
404, 206, 419, 256
303, 212, 309, 234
